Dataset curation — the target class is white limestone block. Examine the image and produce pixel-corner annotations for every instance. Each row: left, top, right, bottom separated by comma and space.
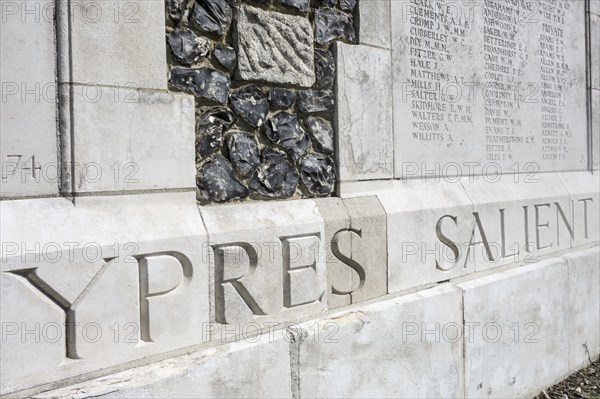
378, 179, 475, 293
593, 89, 600, 171
0, 193, 209, 395
335, 43, 393, 181
556, 171, 600, 246
58, 0, 167, 89
33, 333, 292, 398
316, 196, 388, 309
458, 259, 570, 398
460, 173, 572, 271
297, 285, 464, 398
359, 0, 391, 49
592, 14, 600, 90
200, 200, 327, 333
0, 0, 58, 197
564, 247, 600, 372
67, 88, 195, 193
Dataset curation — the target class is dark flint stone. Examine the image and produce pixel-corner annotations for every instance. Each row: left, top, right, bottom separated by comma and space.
265, 112, 301, 146
286, 131, 311, 162
191, 0, 232, 37
168, 28, 211, 65
214, 45, 237, 70
315, 8, 356, 45
305, 116, 334, 154
299, 153, 335, 196
226, 131, 260, 177
269, 88, 296, 109
340, 0, 357, 11
166, 0, 187, 22
281, 0, 309, 12
318, 0, 337, 6
230, 85, 269, 128
296, 90, 334, 113
249, 149, 299, 198
170, 67, 231, 104
314, 49, 335, 89
196, 106, 235, 158
197, 154, 249, 202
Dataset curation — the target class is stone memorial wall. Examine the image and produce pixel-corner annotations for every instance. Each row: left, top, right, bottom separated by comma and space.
1, 0, 599, 398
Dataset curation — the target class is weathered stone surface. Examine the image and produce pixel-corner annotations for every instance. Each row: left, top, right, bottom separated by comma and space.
336, 43, 393, 181
168, 28, 211, 65
214, 45, 237, 70
458, 259, 570, 399
298, 285, 463, 398
281, 0, 309, 13
229, 85, 269, 128
170, 67, 231, 104
564, 248, 600, 372
69, 89, 196, 192
305, 116, 334, 154
314, 8, 356, 45
0, 0, 58, 197
200, 199, 325, 327
556, 171, 600, 246
299, 153, 335, 196
197, 154, 249, 202
390, 0, 587, 175
269, 88, 296, 109
191, 0, 232, 37
297, 90, 334, 113
359, 0, 391, 48
339, 0, 356, 11
0, 193, 209, 394
314, 49, 335, 89
64, 0, 167, 89
377, 180, 475, 293
196, 106, 235, 158
249, 149, 299, 198
236, 5, 315, 87
459, 173, 572, 271
34, 334, 293, 399
225, 131, 260, 177
318, 0, 337, 5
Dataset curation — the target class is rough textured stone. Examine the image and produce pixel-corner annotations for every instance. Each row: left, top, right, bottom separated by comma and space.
265, 112, 303, 148
236, 5, 315, 87
318, 0, 337, 6
166, 0, 187, 22
339, 0, 356, 11
191, 0, 232, 37
214, 45, 236, 70
249, 149, 299, 198
305, 116, 334, 154
286, 130, 312, 162
268, 88, 296, 109
196, 106, 235, 158
229, 85, 269, 128
225, 131, 260, 177
281, 0, 309, 12
299, 153, 335, 195
297, 90, 334, 113
168, 28, 211, 65
197, 154, 249, 202
314, 49, 335, 88
170, 67, 231, 104
314, 8, 356, 45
